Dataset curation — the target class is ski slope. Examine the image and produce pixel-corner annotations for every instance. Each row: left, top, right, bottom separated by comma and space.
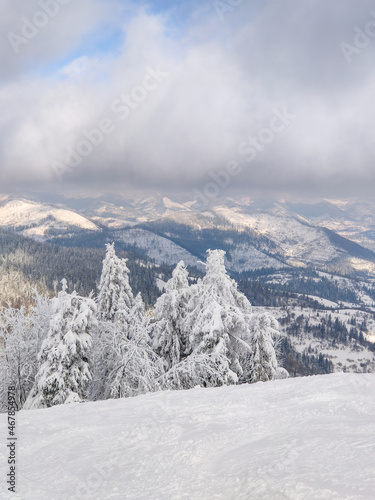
1, 373, 374, 500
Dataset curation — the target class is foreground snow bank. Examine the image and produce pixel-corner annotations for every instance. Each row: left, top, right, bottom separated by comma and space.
1, 373, 374, 500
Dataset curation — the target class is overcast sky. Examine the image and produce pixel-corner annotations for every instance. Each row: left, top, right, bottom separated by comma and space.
1, 0, 375, 199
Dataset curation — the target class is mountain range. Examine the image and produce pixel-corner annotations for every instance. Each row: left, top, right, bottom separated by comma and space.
1, 192, 375, 277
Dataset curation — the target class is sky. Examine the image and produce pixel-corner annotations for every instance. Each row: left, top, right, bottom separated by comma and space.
1, 0, 375, 200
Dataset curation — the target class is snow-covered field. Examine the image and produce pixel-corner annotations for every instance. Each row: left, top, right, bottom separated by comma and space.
1, 373, 374, 500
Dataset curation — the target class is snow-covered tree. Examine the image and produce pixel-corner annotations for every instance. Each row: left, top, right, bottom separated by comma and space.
91, 244, 140, 399
152, 261, 190, 370
246, 312, 279, 383
159, 250, 256, 390
185, 250, 253, 381
0, 291, 52, 412
97, 243, 134, 321
126, 292, 145, 340
92, 292, 162, 399
160, 352, 236, 390
24, 281, 97, 409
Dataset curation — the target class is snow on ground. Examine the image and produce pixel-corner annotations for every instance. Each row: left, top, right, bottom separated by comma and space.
358, 292, 375, 308
256, 306, 375, 373
116, 229, 283, 272
291, 336, 375, 372
116, 229, 285, 272
156, 278, 167, 292
295, 294, 339, 308
349, 258, 375, 275
162, 197, 190, 211
1, 373, 375, 500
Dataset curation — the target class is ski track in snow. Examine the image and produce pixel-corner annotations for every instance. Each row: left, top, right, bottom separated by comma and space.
1, 373, 374, 500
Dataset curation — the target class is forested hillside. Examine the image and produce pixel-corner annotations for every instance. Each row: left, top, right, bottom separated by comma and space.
1, 229, 374, 378
0, 230, 161, 307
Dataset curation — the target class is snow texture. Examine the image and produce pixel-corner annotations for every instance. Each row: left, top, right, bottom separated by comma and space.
1, 373, 374, 499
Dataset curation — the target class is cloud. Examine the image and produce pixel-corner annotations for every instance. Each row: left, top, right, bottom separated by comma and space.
1, 0, 375, 198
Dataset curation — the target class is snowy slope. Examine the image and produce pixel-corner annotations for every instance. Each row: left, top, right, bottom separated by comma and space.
1, 373, 375, 500
254, 303, 375, 374
286, 199, 375, 253
115, 229, 284, 271
0, 199, 99, 239
115, 228, 202, 267
213, 205, 341, 266
228, 243, 285, 271
82, 194, 191, 229
147, 202, 375, 273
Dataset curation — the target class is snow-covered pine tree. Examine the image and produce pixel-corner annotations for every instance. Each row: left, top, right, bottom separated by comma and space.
127, 292, 145, 340
152, 261, 190, 370
188, 250, 253, 376
91, 246, 137, 399
0, 291, 52, 411
97, 292, 162, 399
23, 280, 97, 409
97, 243, 134, 321
163, 250, 254, 389
246, 312, 279, 383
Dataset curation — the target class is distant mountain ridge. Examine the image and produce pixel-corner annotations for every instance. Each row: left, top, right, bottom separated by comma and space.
0, 198, 99, 239
2, 192, 375, 276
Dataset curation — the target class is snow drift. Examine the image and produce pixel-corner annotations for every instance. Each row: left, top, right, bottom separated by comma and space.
1, 373, 374, 499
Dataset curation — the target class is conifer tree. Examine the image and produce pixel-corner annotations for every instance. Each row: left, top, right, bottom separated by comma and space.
97, 243, 134, 321
99, 292, 162, 399
185, 250, 253, 381
0, 291, 52, 411
162, 250, 255, 389
152, 261, 190, 370
247, 312, 279, 383
24, 280, 97, 409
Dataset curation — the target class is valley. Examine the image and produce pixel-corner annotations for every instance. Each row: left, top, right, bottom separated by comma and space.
0, 192, 374, 377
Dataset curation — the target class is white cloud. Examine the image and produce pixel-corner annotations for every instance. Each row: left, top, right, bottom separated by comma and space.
1, 0, 375, 197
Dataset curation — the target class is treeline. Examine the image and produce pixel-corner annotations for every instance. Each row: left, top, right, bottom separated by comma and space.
279, 276, 358, 304
237, 268, 359, 306
0, 230, 161, 306
278, 337, 334, 377
282, 312, 371, 349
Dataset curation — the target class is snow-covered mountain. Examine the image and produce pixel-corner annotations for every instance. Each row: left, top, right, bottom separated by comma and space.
0, 198, 99, 239
1, 373, 374, 499
286, 199, 375, 253
127, 198, 375, 275
64, 193, 191, 229
2, 192, 375, 276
